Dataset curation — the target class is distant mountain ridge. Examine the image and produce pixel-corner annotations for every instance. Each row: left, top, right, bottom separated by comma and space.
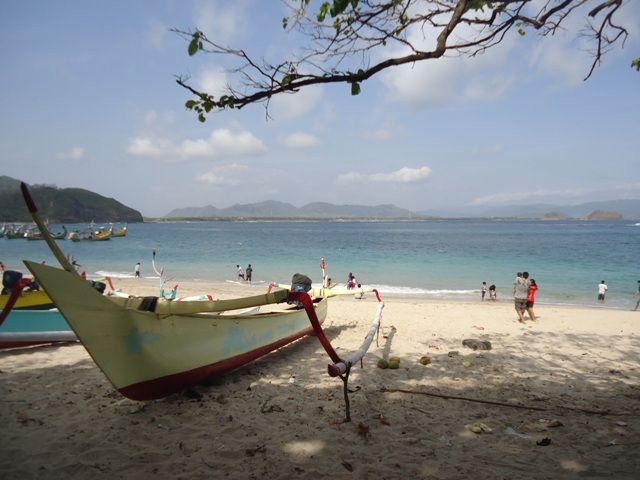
0, 175, 143, 223
419, 199, 640, 220
165, 201, 418, 219
167, 198, 640, 220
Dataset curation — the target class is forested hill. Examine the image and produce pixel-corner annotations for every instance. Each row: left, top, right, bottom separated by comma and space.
0, 176, 143, 223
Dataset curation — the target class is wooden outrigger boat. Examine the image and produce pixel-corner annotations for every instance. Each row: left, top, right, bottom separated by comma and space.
0, 309, 76, 349
0, 288, 54, 310
16, 182, 384, 406
111, 225, 127, 237
26, 225, 67, 241
24, 261, 327, 400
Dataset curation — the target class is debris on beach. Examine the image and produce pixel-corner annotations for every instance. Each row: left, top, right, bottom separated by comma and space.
467, 421, 492, 434
462, 339, 492, 351
504, 426, 530, 439
536, 437, 552, 446
447, 350, 459, 357
419, 356, 431, 365
388, 357, 400, 369
377, 358, 389, 369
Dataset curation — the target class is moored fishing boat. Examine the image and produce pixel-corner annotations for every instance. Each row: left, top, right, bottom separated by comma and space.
0, 288, 54, 310
25, 225, 67, 241
111, 224, 127, 237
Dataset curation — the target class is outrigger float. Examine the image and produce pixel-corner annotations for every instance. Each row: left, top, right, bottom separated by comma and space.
13, 183, 385, 411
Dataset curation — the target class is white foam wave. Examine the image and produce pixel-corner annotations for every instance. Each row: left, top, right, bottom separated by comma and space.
95, 270, 159, 279
369, 284, 477, 296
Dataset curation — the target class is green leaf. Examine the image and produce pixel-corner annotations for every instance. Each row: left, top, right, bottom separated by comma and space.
188, 38, 199, 56
632, 58, 640, 71
282, 74, 295, 86
317, 2, 330, 22
198, 113, 206, 122
351, 82, 361, 96
185, 100, 197, 109
357, 68, 365, 76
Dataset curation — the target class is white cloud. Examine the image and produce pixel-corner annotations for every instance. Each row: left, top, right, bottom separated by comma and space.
380, 16, 516, 107
195, 171, 230, 186
195, 163, 249, 186
126, 127, 267, 161
126, 137, 169, 157
194, 0, 249, 43
56, 146, 85, 160
270, 85, 323, 120
336, 166, 431, 185
281, 132, 319, 148
527, 1, 640, 84
197, 67, 228, 96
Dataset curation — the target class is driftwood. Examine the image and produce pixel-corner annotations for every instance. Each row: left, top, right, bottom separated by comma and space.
381, 387, 547, 411
380, 387, 635, 416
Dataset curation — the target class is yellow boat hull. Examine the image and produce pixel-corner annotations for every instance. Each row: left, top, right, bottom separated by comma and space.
0, 289, 54, 310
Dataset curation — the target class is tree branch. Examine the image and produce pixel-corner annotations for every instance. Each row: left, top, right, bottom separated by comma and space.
174, 0, 632, 120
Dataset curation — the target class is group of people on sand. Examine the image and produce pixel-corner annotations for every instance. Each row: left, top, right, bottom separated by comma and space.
481, 281, 497, 301
513, 271, 538, 323
236, 264, 253, 283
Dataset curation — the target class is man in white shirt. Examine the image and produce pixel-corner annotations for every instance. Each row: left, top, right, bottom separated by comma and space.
597, 280, 608, 303
513, 272, 528, 323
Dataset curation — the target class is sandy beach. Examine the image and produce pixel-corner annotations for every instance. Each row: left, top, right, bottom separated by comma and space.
1, 278, 639, 479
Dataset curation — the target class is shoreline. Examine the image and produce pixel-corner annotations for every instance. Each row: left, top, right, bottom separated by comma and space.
106, 276, 637, 312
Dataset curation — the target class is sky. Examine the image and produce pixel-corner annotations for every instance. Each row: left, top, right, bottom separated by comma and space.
1, 0, 639, 217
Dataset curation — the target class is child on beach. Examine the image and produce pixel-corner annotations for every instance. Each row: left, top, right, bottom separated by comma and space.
346, 272, 356, 290
489, 284, 496, 301
527, 279, 538, 321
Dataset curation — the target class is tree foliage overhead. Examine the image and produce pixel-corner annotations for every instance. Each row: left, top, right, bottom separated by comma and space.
174, 0, 634, 120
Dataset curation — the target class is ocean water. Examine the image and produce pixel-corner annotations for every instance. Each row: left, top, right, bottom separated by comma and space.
2, 220, 639, 309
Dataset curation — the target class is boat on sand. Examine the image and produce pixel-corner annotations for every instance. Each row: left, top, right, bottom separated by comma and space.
17, 182, 384, 402
0, 309, 76, 349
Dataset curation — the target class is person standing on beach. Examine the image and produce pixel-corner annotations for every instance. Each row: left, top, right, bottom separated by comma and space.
481, 281, 487, 301
134, 262, 140, 278
634, 280, 640, 311
527, 279, 538, 321
597, 280, 608, 303
513, 272, 528, 323
245, 264, 253, 284
489, 284, 497, 301
346, 272, 356, 290
236, 265, 245, 281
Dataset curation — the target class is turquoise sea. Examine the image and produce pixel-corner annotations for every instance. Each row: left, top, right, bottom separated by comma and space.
2, 220, 639, 309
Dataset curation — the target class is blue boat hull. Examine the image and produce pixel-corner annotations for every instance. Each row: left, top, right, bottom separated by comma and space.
0, 309, 76, 349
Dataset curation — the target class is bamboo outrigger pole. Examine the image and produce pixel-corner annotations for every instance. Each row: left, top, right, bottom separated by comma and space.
20, 182, 79, 276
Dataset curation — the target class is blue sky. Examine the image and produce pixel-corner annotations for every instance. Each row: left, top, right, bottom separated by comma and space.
1, 0, 638, 217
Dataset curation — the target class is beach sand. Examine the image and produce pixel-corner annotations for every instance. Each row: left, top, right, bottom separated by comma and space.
1, 278, 639, 479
